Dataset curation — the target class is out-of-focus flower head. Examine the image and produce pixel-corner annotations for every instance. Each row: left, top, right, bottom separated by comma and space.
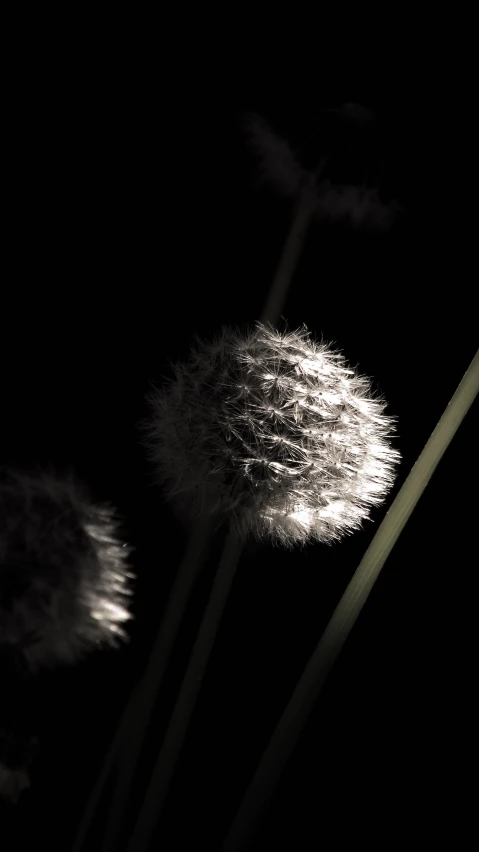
242, 112, 305, 197
242, 105, 403, 232
0, 469, 134, 672
327, 102, 377, 130
314, 180, 402, 232
0, 761, 31, 805
143, 322, 400, 548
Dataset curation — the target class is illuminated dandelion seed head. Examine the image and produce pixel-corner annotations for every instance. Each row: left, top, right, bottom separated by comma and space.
144, 322, 401, 547
0, 469, 134, 672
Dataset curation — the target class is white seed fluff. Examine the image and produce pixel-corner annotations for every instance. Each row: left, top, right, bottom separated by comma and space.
0, 469, 134, 671
144, 322, 401, 547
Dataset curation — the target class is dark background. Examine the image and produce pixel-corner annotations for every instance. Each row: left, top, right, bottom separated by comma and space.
2, 33, 477, 851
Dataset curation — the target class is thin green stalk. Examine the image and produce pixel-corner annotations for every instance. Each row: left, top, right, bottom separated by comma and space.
222, 348, 479, 851
72, 515, 215, 852
126, 528, 244, 852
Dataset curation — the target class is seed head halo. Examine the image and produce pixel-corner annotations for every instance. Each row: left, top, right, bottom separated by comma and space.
144, 321, 401, 548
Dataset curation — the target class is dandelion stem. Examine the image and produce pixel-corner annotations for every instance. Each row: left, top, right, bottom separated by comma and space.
221, 347, 479, 851
72, 515, 215, 852
126, 528, 244, 852
261, 174, 320, 326
71, 680, 144, 852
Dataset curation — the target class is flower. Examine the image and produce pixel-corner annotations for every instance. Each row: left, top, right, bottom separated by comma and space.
314, 180, 402, 232
243, 110, 403, 232
327, 102, 377, 131
143, 322, 400, 548
0, 469, 134, 672
242, 112, 305, 197
0, 762, 31, 804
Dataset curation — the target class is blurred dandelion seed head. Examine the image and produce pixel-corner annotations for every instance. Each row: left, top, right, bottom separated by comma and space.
143, 323, 400, 548
0, 469, 134, 672
243, 110, 403, 232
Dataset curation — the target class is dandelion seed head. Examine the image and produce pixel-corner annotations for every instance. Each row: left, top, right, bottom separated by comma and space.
0, 469, 134, 672
143, 323, 401, 548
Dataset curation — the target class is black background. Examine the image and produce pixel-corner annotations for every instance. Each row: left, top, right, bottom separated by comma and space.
2, 28, 477, 851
